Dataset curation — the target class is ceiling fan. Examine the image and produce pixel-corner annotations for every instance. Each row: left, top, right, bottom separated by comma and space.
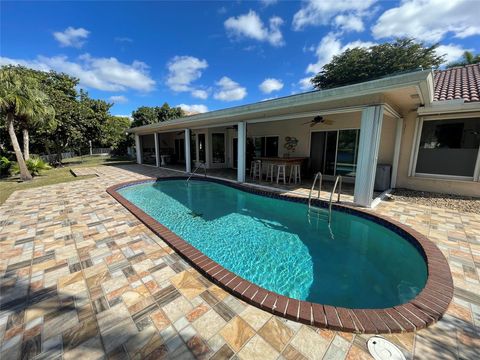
303, 115, 333, 127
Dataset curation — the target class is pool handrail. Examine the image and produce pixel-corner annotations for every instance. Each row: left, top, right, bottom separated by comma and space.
308, 172, 322, 208
328, 175, 342, 223
187, 162, 207, 182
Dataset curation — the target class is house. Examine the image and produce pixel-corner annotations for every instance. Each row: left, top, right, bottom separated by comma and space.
128, 64, 480, 207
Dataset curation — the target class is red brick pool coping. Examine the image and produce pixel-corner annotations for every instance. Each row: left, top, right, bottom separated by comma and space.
106, 176, 453, 334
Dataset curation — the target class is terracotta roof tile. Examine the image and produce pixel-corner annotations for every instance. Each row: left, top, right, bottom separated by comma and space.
433, 64, 480, 102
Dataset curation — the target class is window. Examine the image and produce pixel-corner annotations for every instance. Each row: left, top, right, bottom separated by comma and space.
415, 118, 480, 178
174, 139, 185, 162
211, 133, 225, 163
252, 136, 279, 157
141, 134, 156, 165
198, 134, 206, 162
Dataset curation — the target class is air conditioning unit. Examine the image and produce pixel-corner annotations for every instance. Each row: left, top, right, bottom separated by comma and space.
374, 164, 391, 192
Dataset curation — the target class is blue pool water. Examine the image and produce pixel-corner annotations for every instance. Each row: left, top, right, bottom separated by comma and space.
119, 179, 427, 309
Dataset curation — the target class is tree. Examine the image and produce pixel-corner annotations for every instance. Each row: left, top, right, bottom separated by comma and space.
446, 51, 480, 68
155, 103, 184, 122
131, 103, 184, 128
31, 71, 83, 162
17, 89, 56, 160
101, 116, 132, 154
0, 66, 54, 180
78, 89, 112, 148
131, 106, 158, 128
311, 38, 445, 89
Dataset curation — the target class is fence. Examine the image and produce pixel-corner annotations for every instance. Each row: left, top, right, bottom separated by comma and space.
39, 148, 112, 162
91, 148, 112, 155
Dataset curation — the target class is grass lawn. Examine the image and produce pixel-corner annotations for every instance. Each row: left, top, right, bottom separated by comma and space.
0, 155, 134, 205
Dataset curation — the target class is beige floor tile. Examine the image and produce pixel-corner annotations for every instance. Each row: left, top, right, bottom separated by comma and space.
240, 305, 272, 331
290, 326, 330, 359
193, 309, 227, 340
220, 316, 255, 352
238, 335, 279, 360
258, 317, 294, 352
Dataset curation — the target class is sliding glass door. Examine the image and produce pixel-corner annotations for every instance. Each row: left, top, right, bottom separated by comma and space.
310, 129, 360, 178
336, 130, 360, 176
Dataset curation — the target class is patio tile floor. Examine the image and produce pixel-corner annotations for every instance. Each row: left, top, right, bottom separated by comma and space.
0, 163, 479, 359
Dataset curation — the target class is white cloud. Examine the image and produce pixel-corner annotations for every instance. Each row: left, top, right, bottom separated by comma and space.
166, 56, 208, 98
292, 0, 376, 31
114, 37, 133, 43
0, 54, 155, 92
191, 89, 208, 100
372, 0, 480, 42
334, 14, 364, 32
113, 114, 133, 120
53, 27, 90, 48
260, 0, 278, 6
214, 76, 247, 101
306, 33, 376, 74
298, 77, 314, 91
259, 78, 284, 94
178, 104, 209, 114
109, 95, 128, 104
436, 44, 471, 64
261, 96, 277, 101
224, 10, 284, 47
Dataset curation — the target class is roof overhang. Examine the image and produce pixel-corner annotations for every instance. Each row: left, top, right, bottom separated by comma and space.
129, 69, 434, 134
418, 99, 480, 116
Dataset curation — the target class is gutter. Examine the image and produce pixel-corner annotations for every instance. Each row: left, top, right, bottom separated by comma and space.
129, 69, 432, 134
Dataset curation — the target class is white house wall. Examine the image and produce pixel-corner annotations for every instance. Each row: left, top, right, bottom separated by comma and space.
395, 111, 480, 197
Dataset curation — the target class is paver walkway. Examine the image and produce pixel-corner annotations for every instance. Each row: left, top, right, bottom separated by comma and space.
0, 164, 479, 360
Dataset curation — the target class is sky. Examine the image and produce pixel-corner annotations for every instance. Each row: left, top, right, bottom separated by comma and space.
1, 0, 479, 117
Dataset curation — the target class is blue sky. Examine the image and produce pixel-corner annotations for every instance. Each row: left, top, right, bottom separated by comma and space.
1, 0, 479, 116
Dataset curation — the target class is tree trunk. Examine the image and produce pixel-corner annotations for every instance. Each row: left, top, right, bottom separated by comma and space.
7, 113, 32, 181
23, 128, 30, 160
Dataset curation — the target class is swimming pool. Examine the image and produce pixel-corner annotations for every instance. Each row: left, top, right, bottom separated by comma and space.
109, 177, 453, 333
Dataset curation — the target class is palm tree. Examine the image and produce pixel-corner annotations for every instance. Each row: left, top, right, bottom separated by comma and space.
446, 51, 480, 68
18, 87, 55, 160
0, 66, 53, 181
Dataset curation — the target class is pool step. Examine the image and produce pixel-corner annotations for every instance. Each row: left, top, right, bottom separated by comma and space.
307, 207, 330, 222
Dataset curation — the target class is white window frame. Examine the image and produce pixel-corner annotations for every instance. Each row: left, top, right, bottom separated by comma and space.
410, 116, 480, 182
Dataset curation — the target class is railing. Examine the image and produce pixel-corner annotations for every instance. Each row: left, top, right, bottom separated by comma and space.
187, 163, 207, 182
328, 175, 342, 223
308, 172, 323, 208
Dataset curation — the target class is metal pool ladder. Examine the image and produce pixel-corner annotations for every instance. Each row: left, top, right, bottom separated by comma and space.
308, 172, 323, 208
307, 172, 342, 224
187, 163, 207, 182
327, 175, 342, 223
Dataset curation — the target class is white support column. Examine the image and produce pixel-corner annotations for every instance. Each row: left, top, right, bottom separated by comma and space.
390, 118, 404, 188
185, 129, 191, 173
154, 133, 160, 167
135, 134, 142, 164
354, 105, 384, 207
237, 122, 246, 182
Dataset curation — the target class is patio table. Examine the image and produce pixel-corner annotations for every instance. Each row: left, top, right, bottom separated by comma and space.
253, 157, 307, 181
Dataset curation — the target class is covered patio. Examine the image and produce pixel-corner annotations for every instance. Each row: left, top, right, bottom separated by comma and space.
132, 70, 433, 208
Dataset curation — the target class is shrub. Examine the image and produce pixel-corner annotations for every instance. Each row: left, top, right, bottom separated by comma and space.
10, 157, 51, 177
0, 156, 11, 177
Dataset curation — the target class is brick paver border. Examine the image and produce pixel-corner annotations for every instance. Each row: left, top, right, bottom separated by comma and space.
106, 176, 453, 334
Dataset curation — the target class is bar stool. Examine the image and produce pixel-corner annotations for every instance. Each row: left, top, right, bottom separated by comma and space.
266, 163, 276, 182
276, 164, 286, 184
289, 164, 301, 184
252, 160, 262, 181
249, 161, 255, 177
